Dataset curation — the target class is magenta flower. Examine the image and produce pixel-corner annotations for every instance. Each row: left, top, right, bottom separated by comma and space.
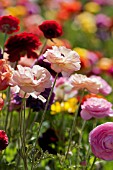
90, 75, 112, 95
80, 97, 113, 120
0, 130, 8, 151
89, 122, 113, 160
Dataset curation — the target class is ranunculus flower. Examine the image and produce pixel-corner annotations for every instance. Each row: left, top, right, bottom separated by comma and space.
0, 15, 20, 34
54, 77, 78, 101
43, 46, 81, 77
69, 74, 101, 93
39, 20, 63, 39
5, 32, 41, 62
90, 75, 112, 95
80, 97, 113, 120
89, 122, 113, 160
10, 65, 52, 99
0, 59, 13, 91
0, 130, 8, 151
0, 98, 4, 110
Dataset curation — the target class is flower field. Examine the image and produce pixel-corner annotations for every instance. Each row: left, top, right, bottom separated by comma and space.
0, 0, 113, 169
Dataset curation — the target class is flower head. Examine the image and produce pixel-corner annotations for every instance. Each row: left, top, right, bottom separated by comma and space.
89, 122, 113, 160
80, 97, 113, 120
0, 130, 8, 151
54, 77, 78, 101
69, 74, 101, 93
39, 20, 63, 39
10, 65, 52, 99
0, 59, 13, 91
0, 15, 20, 34
0, 98, 4, 110
90, 75, 112, 95
43, 46, 81, 77
5, 32, 41, 62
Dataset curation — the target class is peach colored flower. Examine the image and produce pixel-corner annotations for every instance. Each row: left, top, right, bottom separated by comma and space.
43, 46, 81, 77
10, 65, 52, 99
0, 59, 13, 91
69, 73, 101, 94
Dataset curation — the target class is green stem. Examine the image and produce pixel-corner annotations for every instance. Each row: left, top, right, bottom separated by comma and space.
90, 156, 96, 170
76, 120, 86, 167
18, 93, 28, 170
2, 33, 7, 57
5, 86, 10, 132
65, 90, 85, 160
22, 99, 28, 170
34, 39, 47, 65
85, 119, 98, 170
31, 73, 58, 170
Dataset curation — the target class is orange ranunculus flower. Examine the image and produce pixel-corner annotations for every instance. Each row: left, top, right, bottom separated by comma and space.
0, 59, 13, 91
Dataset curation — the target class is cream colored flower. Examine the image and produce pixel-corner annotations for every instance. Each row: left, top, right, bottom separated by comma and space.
43, 46, 81, 77
10, 65, 52, 99
69, 73, 101, 94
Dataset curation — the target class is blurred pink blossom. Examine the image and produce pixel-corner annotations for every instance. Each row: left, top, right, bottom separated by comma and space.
90, 75, 112, 95
89, 122, 113, 160
69, 74, 101, 93
10, 65, 52, 99
54, 77, 77, 101
80, 97, 113, 120
43, 46, 81, 77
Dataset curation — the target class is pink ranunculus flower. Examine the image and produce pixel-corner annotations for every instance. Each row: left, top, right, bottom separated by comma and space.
43, 46, 81, 77
0, 59, 13, 91
89, 122, 113, 160
90, 75, 112, 95
80, 97, 113, 120
69, 73, 101, 94
54, 77, 78, 101
10, 65, 52, 99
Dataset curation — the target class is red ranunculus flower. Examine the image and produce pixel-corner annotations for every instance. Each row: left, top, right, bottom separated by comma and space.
5, 32, 41, 62
0, 130, 8, 151
0, 15, 20, 34
39, 20, 63, 39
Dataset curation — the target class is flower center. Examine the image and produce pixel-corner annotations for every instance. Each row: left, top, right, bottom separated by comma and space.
104, 136, 113, 150
46, 29, 54, 36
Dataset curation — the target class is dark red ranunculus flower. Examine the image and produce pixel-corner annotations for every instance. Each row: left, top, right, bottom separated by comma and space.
0, 15, 20, 34
0, 130, 8, 151
39, 20, 63, 39
5, 32, 42, 62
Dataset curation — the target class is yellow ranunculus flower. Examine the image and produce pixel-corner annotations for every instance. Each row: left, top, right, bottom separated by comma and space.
84, 2, 101, 13
51, 98, 78, 115
6, 6, 27, 17
76, 12, 97, 33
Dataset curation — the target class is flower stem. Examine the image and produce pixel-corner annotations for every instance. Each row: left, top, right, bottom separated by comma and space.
4, 86, 10, 132
65, 90, 84, 160
34, 39, 47, 65
2, 33, 7, 58
76, 120, 86, 167
31, 73, 58, 170
85, 119, 98, 170
90, 156, 96, 170
18, 94, 28, 170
